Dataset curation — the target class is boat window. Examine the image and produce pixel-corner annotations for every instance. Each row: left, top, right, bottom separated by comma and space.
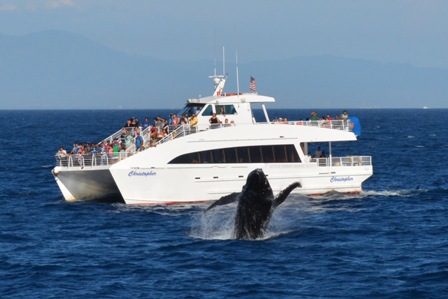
224, 148, 238, 163
199, 151, 212, 163
249, 147, 262, 163
216, 105, 237, 115
201, 105, 213, 116
286, 145, 300, 162
169, 145, 301, 164
236, 147, 250, 163
177, 104, 205, 117
262, 146, 274, 163
276, 145, 288, 163
212, 149, 226, 163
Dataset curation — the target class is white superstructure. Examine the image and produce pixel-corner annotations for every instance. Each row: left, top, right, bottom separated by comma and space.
52, 72, 373, 204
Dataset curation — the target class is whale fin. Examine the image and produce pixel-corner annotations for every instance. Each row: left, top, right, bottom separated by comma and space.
205, 192, 240, 212
273, 182, 301, 208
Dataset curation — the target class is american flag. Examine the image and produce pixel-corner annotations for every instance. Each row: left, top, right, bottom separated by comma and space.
250, 76, 256, 91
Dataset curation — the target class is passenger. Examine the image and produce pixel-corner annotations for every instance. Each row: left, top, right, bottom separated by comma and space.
162, 118, 170, 134
112, 139, 120, 158
189, 113, 198, 126
76, 145, 85, 166
134, 126, 141, 137
209, 113, 221, 128
180, 114, 189, 125
135, 133, 144, 151
131, 117, 139, 127
156, 116, 164, 132
142, 117, 151, 130
124, 119, 133, 128
83, 143, 91, 154
125, 131, 133, 148
150, 125, 159, 140
219, 107, 226, 117
104, 140, 112, 158
90, 143, 98, 154
340, 110, 349, 121
313, 146, 322, 158
310, 111, 319, 121
157, 127, 168, 139
152, 117, 159, 132
171, 114, 179, 127
320, 150, 326, 158
69, 143, 79, 154
223, 118, 230, 127
56, 147, 67, 159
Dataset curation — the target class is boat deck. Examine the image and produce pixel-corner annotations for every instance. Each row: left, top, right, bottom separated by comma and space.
55, 119, 372, 170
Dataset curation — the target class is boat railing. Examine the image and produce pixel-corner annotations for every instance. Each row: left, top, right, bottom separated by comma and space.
123, 126, 152, 153
156, 125, 198, 144
311, 156, 372, 167
55, 151, 137, 168
287, 119, 353, 132
139, 120, 354, 151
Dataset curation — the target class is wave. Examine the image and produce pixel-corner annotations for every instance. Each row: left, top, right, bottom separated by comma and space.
41, 165, 54, 169
304, 188, 432, 201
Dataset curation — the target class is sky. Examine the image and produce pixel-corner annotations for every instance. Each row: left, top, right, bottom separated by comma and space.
1, 0, 448, 69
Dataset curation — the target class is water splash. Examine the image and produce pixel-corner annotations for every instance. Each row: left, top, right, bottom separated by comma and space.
189, 205, 235, 240
189, 200, 304, 241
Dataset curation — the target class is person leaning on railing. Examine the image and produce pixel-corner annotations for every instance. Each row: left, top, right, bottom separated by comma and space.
56, 147, 67, 160
209, 113, 222, 129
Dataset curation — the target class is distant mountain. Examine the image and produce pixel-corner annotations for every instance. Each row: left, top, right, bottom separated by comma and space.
1, 30, 447, 109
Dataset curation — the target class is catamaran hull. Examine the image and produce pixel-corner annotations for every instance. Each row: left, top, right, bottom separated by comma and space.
52, 166, 123, 203
110, 164, 373, 205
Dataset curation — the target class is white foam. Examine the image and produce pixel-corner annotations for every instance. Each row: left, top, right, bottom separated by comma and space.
189, 205, 236, 240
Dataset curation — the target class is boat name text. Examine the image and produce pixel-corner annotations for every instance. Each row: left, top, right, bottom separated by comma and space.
330, 176, 353, 183
128, 170, 157, 177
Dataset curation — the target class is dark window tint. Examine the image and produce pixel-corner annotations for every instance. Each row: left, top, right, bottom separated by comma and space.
169, 145, 301, 164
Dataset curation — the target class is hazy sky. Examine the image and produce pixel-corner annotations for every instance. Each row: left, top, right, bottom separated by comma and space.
1, 0, 448, 69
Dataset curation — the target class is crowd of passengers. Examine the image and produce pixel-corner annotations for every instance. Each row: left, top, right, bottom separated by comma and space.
55, 113, 196, 163
55, 110, 349, 163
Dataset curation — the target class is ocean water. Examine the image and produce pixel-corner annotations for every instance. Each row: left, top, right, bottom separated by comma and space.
1, 108, 447, 298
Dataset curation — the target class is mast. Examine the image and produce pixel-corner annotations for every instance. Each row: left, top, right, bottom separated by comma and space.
209, 46, 226, 96
236, 50, 240, 96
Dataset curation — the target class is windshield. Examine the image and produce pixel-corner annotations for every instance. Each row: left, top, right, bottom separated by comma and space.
177, 103, 205, 117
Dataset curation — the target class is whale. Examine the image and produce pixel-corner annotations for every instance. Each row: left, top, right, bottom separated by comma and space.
206, 168, 301, 240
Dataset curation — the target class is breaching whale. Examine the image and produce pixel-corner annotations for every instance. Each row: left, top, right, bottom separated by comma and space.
206, 168, 301, 240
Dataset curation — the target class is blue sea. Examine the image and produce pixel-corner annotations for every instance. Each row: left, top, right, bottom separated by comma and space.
1, 108, 447, 298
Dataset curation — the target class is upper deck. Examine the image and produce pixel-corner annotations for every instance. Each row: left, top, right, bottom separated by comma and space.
54, 118, 371, 170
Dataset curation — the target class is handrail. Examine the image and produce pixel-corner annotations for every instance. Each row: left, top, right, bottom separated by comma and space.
55, 151, 136, 169
311, 156, 372, 167
56, 119, 360, 169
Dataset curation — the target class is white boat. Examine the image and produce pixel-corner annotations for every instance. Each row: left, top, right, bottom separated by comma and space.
52, 72, 373, 204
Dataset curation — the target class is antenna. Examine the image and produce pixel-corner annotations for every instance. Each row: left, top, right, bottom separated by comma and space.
236, 50, 240, 96
222, 46, 225, 78
209, 46, 227, 96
